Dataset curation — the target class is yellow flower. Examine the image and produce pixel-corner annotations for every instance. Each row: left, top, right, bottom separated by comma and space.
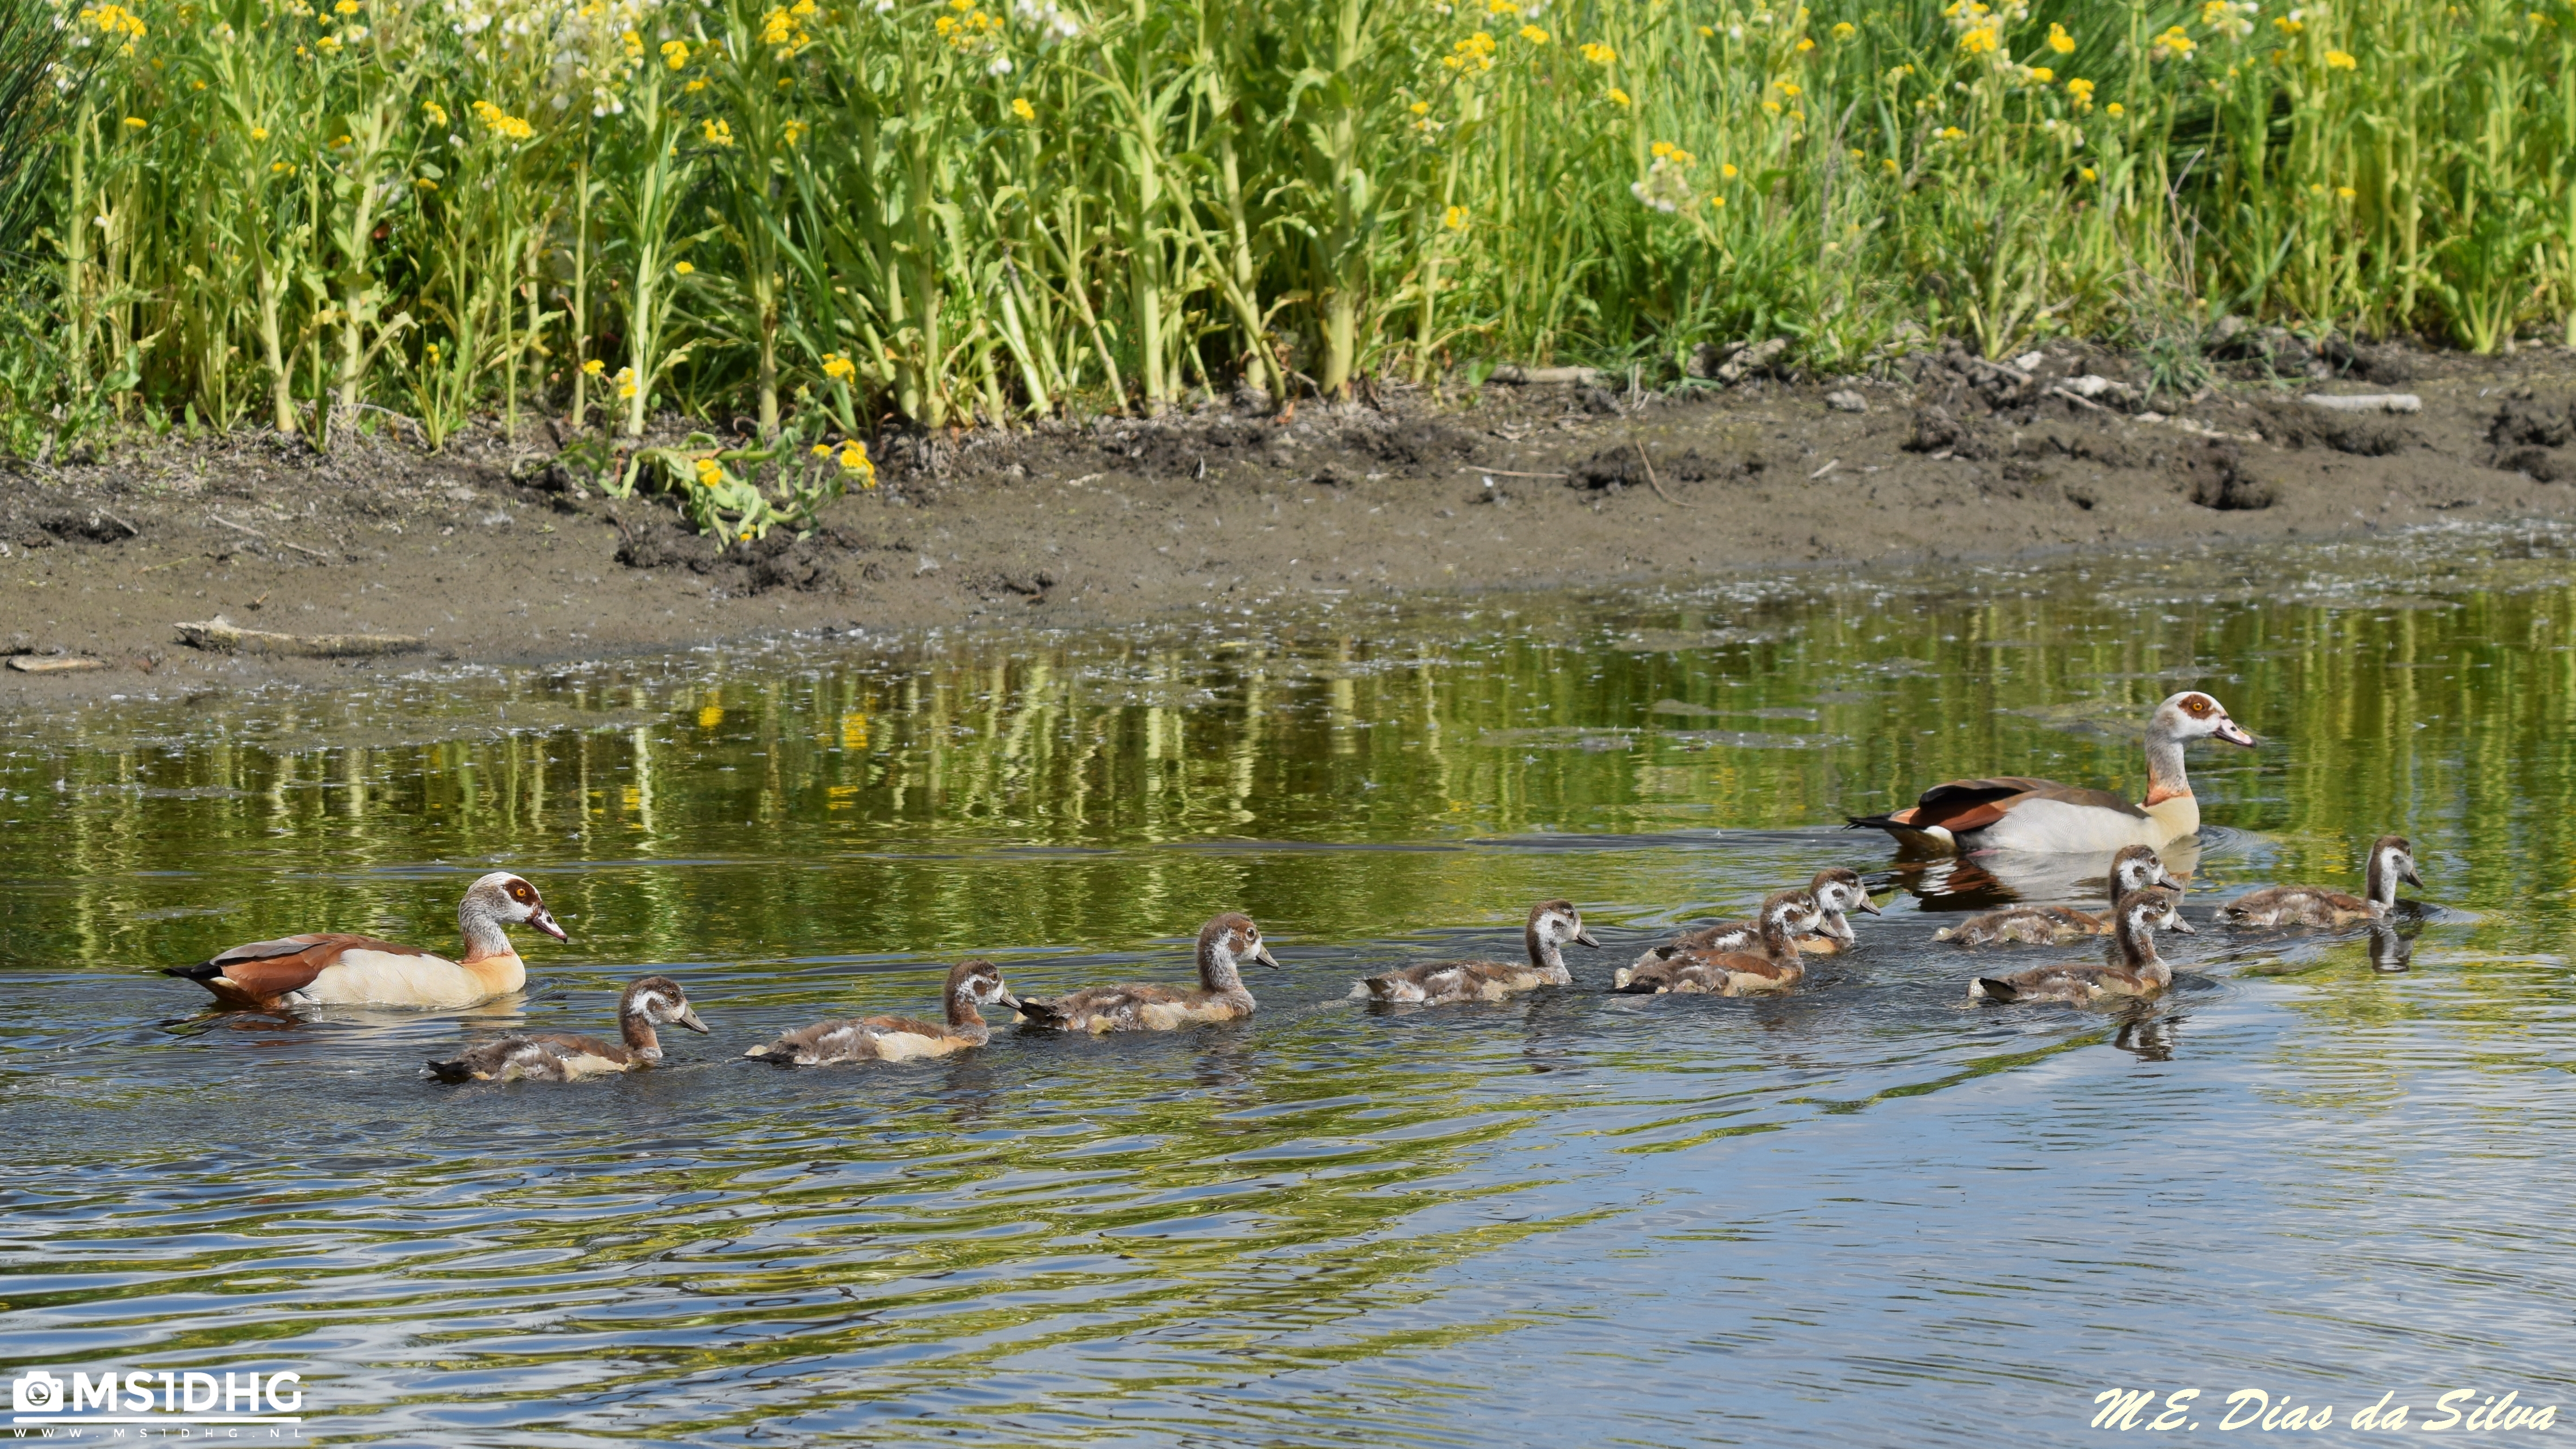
783, 118, 808, 145
582, 358, 606, 376
1011, 97, 1035, 121
838, 441, 877, 485
702, 118, 733, 146
693, 457, 723, 487
1831, 21, 1854, 39
2066, 77, 2094, 108
250, 126, 269, 140
821, 351, 857, 381
1443, 203, 1469, 230
2272, 14, 2303, 34
622, 28, 642, 55
335, 0, 359, 11
1409, 100, 1429, 115
661, 38, 690, 69
684, 77, 707, 92
1720, 162, 1738, 178
2105, 101, 2125, 117
811, 443, 832, 456
1881, 157, 1898, 174
2337, 185, 2356, 199
1763, 99, 1781, 114
422, 101, 447, 126
2153, 26, 2194, 57
1607, 86, 1630, 106
425, 342, 440, 363
1958, 21, 1999, 55
1579, 40, 1614, 64
414, 177, 436, 189
615, 365, 638, 400
1847, 147, 1862, 161
1709, 194, 1725, 209
2324, 49, 2356, 69
2079, 166, 2097, 181
674, 260, 695, 275
2027, 66, 2052, 83
2047, 22, 2074, 53
1697, 23, 1713, 36
1518, 24, 1547, 44
1939, 125, 1966, 140
271, 160, 295, 173
122, 116, 147, 129
1794, 35, 1814, 51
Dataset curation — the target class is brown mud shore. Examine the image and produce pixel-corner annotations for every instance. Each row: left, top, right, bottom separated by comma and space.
7, 339, 2576, 704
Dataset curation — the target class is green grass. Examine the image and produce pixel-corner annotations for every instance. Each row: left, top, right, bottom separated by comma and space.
9, 0, 2575, 464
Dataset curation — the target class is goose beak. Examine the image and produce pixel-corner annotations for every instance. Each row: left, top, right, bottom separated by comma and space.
1254, 945, 1282, 970
2213, 717, 2259, 748
1574, 927, 1602, 949
676, 1005, 710, 1033
530, 906, 569, 942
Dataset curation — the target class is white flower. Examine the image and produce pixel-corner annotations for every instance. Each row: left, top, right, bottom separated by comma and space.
988, 53, 1012, 73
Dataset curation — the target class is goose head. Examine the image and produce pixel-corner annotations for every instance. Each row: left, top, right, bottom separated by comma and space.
947, 957, 1022, 1014
620, 974, 709, 1034
1807, 866, 1880, 941
1527, 899, 1603, 953
2109, 844, 2184, 900
462, 871, 569, 943
2152, 691, 2258, 749
1198, 912, 1281, 990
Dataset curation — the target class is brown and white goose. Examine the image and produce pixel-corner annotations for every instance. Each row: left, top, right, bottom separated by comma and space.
2220, 835, 2421, 928
1639, 867, 1881, 970
1936, 844, 2182, 944
425, 975, 706, 1082
1014, 913, 1279, 1033
1967, 887, 2190, 1003
1614, 888, 1822, 996
1352, 899, 1599, 1004
1848, 691, 2258, 855
745, 959, 1020, 1065
165, 871, 566, 1011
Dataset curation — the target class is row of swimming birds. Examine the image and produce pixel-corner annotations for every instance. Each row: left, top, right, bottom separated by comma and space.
153, 691, 2424, 1081
156, 834, 2427, 1084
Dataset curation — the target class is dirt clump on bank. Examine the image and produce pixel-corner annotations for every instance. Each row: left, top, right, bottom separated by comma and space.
6, 341, 2574, 703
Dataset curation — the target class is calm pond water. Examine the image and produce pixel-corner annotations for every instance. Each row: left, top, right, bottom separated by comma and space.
6, 523, 2576, 1445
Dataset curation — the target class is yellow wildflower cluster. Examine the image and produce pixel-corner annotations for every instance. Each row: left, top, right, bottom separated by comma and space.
1445, 31, 1495, 70
674, 259, 695, 275
759, 0, 817, 56
837, 440, 877, 486
702, 118, 733, 146
1831, 21, 1855, 40
1010, 97, 1035, 121
1518, 24, 1547, 45
2200, 0, 2256, 40
2023, 65, 2053, 84
2325, 49, 2357, 69
77, 2, 148, 55
821, 351, 857, 381
471, 99, 535, 140
693, 457, 725, 488
2046, 22, 2073, 53
783, 118, 808, 145
1577, 41, 1614, 64
1608, 86, 1630, 106
2152, 26, 2194, 58
615, 365, 638, 400
422, 100, 448, 127
936, 0, 1002, 53
1649, 140, 1695, 167
1443, 204, 1469, 231
2065, 76, 2095, 109
661, 38, 689, 69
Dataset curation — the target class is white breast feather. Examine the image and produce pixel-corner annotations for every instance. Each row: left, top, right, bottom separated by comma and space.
1978, 798, 2161, 854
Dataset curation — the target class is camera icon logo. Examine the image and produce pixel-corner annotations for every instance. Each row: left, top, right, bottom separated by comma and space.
11, 1371, 64, 1413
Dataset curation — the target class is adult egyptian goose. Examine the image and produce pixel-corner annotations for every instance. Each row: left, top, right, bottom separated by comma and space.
2219, 835, 2421, 928
1967, 887, 2190, 1003
425, 975, 706, 1082
1614, 888, 1821, 996
745, 959, 1020, 1065
1014, 913, 1279, 1033
1848, 691, 2258, 854
1936, 844, 2181, 944
1351, 899, 1599, 1004
165, 871, 566, 1011
1642, 867, 1881, 969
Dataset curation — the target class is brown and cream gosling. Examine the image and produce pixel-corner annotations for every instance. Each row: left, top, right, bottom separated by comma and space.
1936, 845, 2182, 945
1352, 899, 1599, 1004
1014, 913, 1279, 1033
1967, 888, 2190, 1004
167, 871, 566, 1011
1637, 867, 1881, 971
2219, 836, 2422, 928
1614, 888, 1822, 996
425, 975, 706, 1082
745, 959, 1019, 1065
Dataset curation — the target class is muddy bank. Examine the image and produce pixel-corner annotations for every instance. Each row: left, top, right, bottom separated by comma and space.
5, 340, 2573, 704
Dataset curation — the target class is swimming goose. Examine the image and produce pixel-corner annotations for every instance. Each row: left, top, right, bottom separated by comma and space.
425, 975, 706, 1082
1614, 888, 1822, 995
746, 959, 1020, 1064
1642, 867, 1882, 969
1014, 913, 1279, 1033
1352, 899, 1599, 1004
1967, 887, 2190, 1003
165, 871, 566, 1011
2219, 835, 2421, 928
1936, 844, 2182, 944
1848, 691, 2258, 855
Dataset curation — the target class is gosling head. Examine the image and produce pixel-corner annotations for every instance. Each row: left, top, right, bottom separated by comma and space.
1528, 899, 1602, 951
2372, 835, 2424, 891
947, 957, 1021, 1011
1200, 912, 1281, 976
620, 975, 709, 1033
2110, 844, 2184, 897
2116, 885, 2193, 938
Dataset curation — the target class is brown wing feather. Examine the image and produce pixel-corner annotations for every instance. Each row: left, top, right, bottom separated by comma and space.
170, 933, 434, 1009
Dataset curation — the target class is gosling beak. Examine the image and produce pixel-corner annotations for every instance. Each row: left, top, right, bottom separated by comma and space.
1254, 945, 1282, 970
2213, 717, 2259, 748
2164, 915, 2197, 935
530, 906, 569, 942
997, 989, 1023, 1009
1854, 893, 1884, 916
2403, 863, 2425, 889
676, 1005, 710, 1033
2157, 869, 2186, 893
1574, 927, 1602, 949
